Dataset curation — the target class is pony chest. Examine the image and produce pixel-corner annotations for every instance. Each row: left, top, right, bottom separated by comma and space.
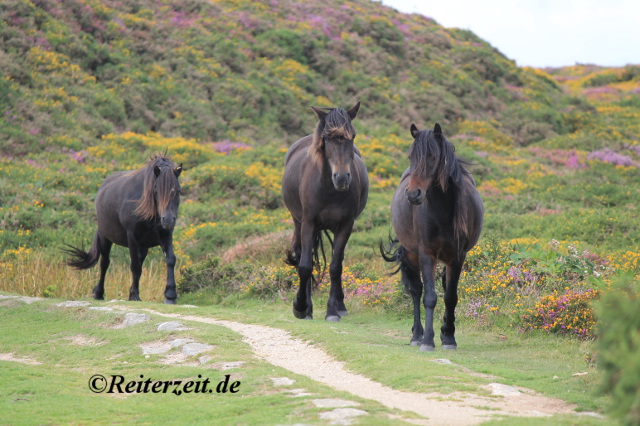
309, 193, 360, 227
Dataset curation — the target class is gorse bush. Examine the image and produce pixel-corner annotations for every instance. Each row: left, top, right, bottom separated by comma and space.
460, 238, 619, 338
520, 288, 600, 338
595, 277, 640, 425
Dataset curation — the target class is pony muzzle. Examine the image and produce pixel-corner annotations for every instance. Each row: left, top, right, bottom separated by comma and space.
160, 214, 176, 230
405, 187, 425, 205
332, 170, 352, 191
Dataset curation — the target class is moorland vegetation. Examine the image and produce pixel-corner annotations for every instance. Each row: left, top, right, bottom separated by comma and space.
1, 0, 640, 421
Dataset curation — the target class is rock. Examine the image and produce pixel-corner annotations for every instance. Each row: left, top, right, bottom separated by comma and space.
181, 342, 213, 356
487, 383, 521, 396
121, 313, 150, 327
169, 338, 195, 348
270, 377, 295, 386
0, 295, 43, 304
140, 341, 172, 355
287, 388, 312, 397
319, 408, 368, 425
157, 321, 190, 331
57, 301, 91, 308
216, 361, 245, 370
312, 399, 360, 408
432, 358, 455, 365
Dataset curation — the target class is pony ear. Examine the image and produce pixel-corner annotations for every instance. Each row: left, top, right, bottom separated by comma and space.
410, 123, 420, 139
311, 106, 328, 121
174, 164, 182, 177
434, 123, 442, 135
346, 101, 360, 120
154, 165, 161, 177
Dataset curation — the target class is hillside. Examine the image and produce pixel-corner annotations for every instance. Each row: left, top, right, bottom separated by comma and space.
1, 0, 582, 158
1, 0, 639, 346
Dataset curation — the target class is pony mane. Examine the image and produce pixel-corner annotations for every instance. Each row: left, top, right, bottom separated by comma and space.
410, 129, 471, 192
310, 107, 356, 168
133, 154, 179, 221
411, 129, 474, 242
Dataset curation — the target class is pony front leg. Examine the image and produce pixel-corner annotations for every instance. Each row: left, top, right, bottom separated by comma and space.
159, 232, 177, 304
400, 264, 424, 345
419, 254, 438, 351
293, 224, 314, 319
441, 259, 464, 349
326, 224, 353, 322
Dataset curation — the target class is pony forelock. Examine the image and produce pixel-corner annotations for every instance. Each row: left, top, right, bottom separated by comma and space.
310, 108, 356, 167
133, 154, 179, 221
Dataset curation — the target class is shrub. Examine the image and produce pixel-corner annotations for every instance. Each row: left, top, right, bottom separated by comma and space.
595, 277, 640, 425
520, 288, 600, 338
178, 256, 250, 294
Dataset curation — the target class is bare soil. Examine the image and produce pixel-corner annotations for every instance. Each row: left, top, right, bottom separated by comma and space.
131, 308, 579, 425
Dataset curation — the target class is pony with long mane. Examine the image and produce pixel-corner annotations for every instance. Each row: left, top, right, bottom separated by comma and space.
64, 154, 182, 304
282, 102, 369, 321
382, 123, 483, 350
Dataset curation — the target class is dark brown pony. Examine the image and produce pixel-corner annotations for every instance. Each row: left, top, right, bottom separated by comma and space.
282, 102, 369, 321
64, 155, 182, 304
383, 124, 483, 350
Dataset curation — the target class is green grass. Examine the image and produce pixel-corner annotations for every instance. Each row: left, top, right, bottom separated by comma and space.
0, 293, 614, 425
0, 297, 406, 425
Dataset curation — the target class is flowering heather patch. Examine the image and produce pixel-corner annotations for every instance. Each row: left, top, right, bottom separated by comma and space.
211, 140, 252, 155
625, 144, 640, 156
529, 147, 586, 169
459, 237, 618, 337
587, 148, 637, 167
520, 289, 600, 338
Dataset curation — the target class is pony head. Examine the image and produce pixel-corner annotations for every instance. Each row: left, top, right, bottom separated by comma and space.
310, 102, 360, 191
134, 155, 182, 229
405, 123, 459, 205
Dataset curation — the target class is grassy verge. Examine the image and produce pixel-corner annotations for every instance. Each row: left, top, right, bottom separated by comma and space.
175, 293, 609, 415
0, 296, 407, 425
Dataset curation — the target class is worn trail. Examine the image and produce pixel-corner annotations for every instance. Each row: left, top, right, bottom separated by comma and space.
132, 308, 577, 426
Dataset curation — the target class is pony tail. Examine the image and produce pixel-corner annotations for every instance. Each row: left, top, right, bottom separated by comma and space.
379, 236, 403, 275
62, 232, 101, 270
285, 229, 329, 288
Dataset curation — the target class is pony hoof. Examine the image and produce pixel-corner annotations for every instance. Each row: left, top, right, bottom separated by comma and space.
293, 308, 312, 320
164, 298, 176, 305
419, 345, 435, 352
338, 310, 348, 317
325, 315, 341, 322
442, 344, 457, 350
410, 340, 420, 346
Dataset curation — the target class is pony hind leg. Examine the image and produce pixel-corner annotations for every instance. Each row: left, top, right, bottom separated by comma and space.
126, 237, 144, 302
400, 263, 424, 346
93, 234, 112, 300
285, 220, 302, 267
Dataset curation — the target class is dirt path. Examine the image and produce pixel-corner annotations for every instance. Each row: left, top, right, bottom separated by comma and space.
131, 308, 578, 425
